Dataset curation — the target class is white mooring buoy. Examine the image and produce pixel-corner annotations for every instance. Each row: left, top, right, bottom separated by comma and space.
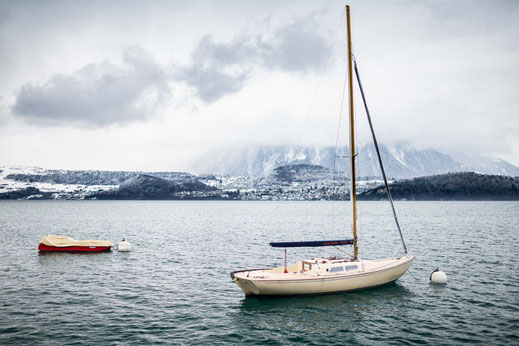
430, 268, 447, 284
118, 238, 132, 252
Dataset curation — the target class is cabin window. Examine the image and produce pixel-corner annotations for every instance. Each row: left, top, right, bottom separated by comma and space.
329, 266, 344, 273
345, 265, 358, 271
302, 261, 312, 272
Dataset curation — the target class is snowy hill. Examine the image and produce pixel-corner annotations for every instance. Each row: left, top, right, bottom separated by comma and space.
189, 144, 519, 178
89, 174, 217, 200
0, 165, 118, 198
0, 166, 211, 200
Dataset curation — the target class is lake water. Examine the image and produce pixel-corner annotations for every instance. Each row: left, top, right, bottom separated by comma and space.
0, 200, 517, 344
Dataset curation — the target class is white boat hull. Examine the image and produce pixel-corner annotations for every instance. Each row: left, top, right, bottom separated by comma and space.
231, 255, 414, 296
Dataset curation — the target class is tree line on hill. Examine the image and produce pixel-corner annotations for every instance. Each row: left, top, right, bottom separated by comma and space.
359, 172, 519, 201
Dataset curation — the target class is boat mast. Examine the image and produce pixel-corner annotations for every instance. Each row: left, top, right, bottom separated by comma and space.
346, 5, 358, 260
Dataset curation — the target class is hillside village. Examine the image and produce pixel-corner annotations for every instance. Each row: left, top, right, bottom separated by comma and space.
0, 165, 380, 201
1, 164, 518, 201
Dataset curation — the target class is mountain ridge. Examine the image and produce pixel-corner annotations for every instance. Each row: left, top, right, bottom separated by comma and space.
190, 144, 519, 178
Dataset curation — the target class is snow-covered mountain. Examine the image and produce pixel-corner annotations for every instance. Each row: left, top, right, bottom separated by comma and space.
449, 153, 519, 177
189, 144, 519, 178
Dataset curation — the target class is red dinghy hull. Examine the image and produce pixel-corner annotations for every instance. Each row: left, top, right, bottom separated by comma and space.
38, 244, 112, 252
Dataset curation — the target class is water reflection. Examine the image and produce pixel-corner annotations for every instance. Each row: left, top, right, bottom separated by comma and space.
37, 250, 113, 268
229, 283, 413, 343
245, 282, 410, 303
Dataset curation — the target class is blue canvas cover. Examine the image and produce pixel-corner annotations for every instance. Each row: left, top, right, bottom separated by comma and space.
269, 239, 353, 248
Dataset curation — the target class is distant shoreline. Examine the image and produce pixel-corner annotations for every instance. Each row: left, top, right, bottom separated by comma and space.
1, 197, 518, 202
1, 169, 518, 201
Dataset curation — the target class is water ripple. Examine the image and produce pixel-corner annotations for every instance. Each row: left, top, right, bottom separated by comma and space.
0, 200, 518, 344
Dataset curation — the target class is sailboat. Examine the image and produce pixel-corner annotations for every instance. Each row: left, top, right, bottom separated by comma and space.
230, 5, 414, 296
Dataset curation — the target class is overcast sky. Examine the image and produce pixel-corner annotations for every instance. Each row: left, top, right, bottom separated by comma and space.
0, 0, 518, 171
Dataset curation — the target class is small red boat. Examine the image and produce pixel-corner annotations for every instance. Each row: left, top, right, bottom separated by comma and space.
38, 235, 113, 252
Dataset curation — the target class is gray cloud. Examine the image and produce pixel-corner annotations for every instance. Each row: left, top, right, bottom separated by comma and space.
178, 13, 329, 103
11, 12, 330, 123
12, 46, 170, 127
178, 65, 249, 104
260, 16, 328, 72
